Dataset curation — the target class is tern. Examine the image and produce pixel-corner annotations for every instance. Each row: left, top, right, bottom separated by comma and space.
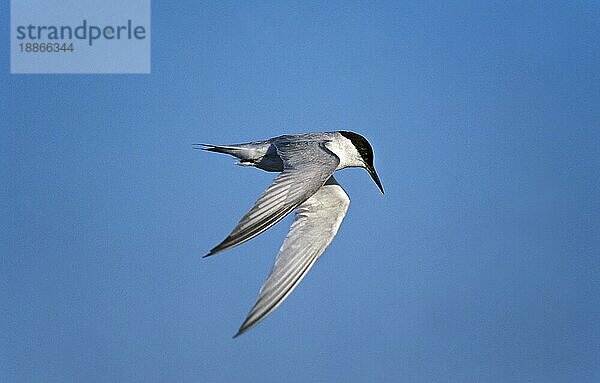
197, 131, 384, 337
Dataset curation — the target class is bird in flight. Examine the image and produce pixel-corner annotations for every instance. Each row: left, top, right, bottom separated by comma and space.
197, 131, 384, 337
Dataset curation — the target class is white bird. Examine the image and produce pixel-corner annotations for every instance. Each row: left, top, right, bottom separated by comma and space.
197, 131, 384, 337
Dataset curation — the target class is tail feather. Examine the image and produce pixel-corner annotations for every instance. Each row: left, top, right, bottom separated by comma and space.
194, 142, 266, 169
193, 143, 242, 156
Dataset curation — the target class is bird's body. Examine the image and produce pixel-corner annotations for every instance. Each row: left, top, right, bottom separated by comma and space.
197, 131, 383, 337
202, 131, 372, 172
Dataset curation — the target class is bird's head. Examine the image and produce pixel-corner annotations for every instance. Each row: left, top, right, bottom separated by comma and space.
339, 131, 384, 194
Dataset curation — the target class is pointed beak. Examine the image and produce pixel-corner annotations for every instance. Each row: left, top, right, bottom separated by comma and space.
367, 165, 384, 194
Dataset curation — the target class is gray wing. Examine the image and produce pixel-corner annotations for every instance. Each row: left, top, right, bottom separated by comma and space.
234, 176, 350, 337
206, 140, 339, 256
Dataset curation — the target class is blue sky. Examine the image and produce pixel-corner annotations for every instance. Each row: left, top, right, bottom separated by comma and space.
2, 1, 599, 382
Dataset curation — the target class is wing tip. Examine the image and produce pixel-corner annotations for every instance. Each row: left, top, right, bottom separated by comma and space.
202, 246, 222, 258
233, 320, 253, 338
203, 236, 235, 258
232, 330, 243, 339
203, 247, 221, 258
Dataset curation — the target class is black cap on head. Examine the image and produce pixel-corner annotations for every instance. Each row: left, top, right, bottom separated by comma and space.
339, 131, 384, 194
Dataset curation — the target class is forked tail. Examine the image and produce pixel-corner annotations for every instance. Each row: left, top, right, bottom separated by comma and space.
193, 143, 242, 157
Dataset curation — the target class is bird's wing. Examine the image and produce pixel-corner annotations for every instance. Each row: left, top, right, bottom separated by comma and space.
234, 176, 350, 337
206, 140, 340, 256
